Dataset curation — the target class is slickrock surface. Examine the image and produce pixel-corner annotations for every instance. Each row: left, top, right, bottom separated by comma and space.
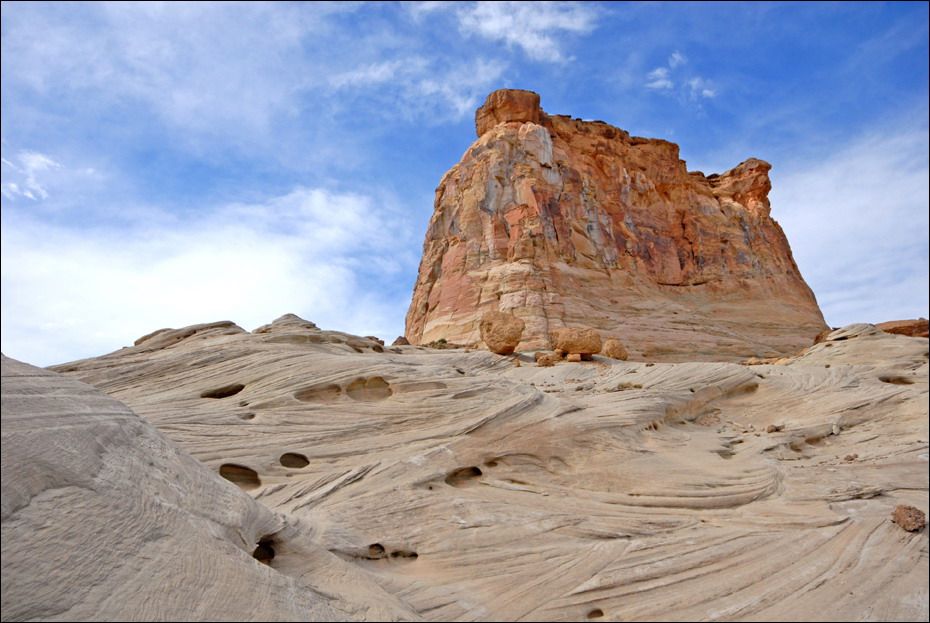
0, 354, 415, 622
406, 89, 827, 360
43, 314, 928, 621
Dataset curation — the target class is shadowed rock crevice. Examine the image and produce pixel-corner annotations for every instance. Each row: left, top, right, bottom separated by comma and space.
219, 463, 261, 490
201, 383, 245, 399
279, 452, 309, 468
252, 535, 277, 565
445, 466, 483, 487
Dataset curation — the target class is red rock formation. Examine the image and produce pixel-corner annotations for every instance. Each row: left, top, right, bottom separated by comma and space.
405, 89, 827, 361
876, 319, 929, 338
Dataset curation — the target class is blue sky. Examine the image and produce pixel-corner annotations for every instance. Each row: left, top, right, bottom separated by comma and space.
2, 1, 928, 366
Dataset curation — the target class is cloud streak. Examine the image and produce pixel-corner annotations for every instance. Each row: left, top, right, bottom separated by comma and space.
773, 121, 929, 326
1, 186, 419, 366
456, 1, 598, 62
1, 151, 61, 200
645, 50, 716, 99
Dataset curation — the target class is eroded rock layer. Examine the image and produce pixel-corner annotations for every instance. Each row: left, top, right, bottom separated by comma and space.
406, 89, 827, 360
46, 315, 928, 621
0, 354, 415, 622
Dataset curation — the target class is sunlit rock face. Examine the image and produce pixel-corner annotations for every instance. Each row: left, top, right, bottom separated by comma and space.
406, 89, 827, 361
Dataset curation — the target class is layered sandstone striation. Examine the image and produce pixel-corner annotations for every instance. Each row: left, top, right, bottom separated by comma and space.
36, 315, 929, 621
406, 89, 827, 360
0, 354, 413, 621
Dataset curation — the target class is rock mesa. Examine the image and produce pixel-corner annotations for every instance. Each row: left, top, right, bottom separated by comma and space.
405, 89, 827, 360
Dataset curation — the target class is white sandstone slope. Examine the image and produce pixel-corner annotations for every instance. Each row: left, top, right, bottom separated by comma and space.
0, 354, 417, 622
40, 315, 928, 622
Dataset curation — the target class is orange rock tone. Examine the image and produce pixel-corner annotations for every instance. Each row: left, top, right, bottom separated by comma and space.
405, 89, 827, 360
876, 318, 929, 338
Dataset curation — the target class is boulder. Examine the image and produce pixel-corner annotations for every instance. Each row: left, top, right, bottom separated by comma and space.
551, 327, 602, 356
479, 311, 525, 355
601, 338, 629, 360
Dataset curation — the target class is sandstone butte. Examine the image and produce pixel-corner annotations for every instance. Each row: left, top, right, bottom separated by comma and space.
405, 89, 828, 361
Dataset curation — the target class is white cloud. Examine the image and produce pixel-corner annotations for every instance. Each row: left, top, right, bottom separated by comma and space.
329, 60, 411, 89
687, 77, 716, 99
413, 59, 508, 119
772, 122, 929, 326
406, 1, 450, 21
646, 67, 673, 90
327, 55, 504, 122
669, 51, 686, 68
456, 1, 598, 62
645, 52, 716, 100
1, 1, 504, 151
1, 187, 418, 366
1, 150, 61, 201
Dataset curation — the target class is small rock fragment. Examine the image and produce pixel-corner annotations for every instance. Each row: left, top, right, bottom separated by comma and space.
891, 505, 926, 532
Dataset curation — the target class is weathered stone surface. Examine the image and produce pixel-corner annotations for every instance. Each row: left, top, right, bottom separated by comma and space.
479, 311, 525, 355
30, 317, 929, 621
475, 89, 541, 138
566, 353, 583, 363
391, 336, 410, 346
551, 327, 602, 355
0, 355, 412, 621
405, 89, 827, 360
876, 318, 929, 338
892, 505, 926, 532
602, 338, 629, 360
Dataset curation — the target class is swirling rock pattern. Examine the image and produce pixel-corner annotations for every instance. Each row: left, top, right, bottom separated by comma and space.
0, 354, 416, 621
35, 315, 928, 621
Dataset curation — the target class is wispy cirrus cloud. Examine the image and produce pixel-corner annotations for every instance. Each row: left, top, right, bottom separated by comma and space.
456, 1, 599, 62
1, 151, 61, 201
645, 50, 716, 99
646, 67, 674, 90
773, 118, 929, 326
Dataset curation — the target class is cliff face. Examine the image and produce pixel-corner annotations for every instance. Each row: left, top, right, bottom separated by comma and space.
405, 89, 826, 360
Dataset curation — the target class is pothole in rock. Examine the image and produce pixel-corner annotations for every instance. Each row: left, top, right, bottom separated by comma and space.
294, 384, 342, 402
252, 535, 277, 565
879, 375, 914, 385
239, 412, 256, 421
346, 376, 393, 401
365, 543, 418, 561
219, 463, 261, 490
279, 452, 309, 468
445, 466, 483, 487
587, 609, 604, 619
201, 383, 245, 399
